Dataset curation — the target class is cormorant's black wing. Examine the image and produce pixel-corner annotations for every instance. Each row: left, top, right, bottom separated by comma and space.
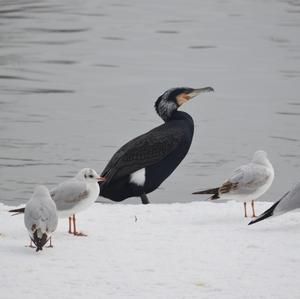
101, 122, 185, 183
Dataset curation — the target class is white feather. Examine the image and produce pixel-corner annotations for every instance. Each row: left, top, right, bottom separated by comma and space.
130, 168, 146, 186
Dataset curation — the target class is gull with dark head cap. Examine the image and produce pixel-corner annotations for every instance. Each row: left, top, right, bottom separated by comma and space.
10, 168, 105, 236
50, 168, 105, 236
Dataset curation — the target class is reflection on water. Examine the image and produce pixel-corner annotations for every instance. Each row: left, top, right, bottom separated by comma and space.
189, 45, 217, 49
270, 136, 299, 142
276, 111, 300, 116
102, 36, 126, 40
155, 30, 180, 34
0, 0, 299, 206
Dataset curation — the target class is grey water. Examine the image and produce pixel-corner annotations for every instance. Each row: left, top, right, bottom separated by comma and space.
0, 0, 299, 206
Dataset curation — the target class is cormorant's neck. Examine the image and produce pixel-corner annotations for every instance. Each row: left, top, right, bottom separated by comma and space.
169, 110, 190, 120
154, 97, 193, 122
155, 99, 178, 122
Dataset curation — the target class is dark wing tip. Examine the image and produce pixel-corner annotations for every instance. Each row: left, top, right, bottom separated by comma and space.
8, 207, 25, 215
192, 191, 201, 195
248, 220, 255, 225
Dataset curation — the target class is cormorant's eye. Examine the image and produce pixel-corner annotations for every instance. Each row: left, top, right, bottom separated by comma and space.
89, 175, 94, 178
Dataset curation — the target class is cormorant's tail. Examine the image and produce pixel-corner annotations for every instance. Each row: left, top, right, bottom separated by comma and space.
32, 231, 48, 252
192, 187, 220, 200
8, 207, 25, 215
248, 200, 281, 225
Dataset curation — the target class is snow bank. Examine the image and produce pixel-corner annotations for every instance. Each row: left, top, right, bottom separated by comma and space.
0, 201, 299, 299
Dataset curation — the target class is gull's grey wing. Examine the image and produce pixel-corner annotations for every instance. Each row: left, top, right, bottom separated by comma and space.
275, 182, 300, 214
221, 163, 272, 194
24, 196, 58, 234
50, 179, 89, 211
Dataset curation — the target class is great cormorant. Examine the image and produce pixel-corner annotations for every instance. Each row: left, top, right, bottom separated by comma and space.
100, 86, 214, 204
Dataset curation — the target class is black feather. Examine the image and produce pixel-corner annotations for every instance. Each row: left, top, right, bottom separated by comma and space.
192, 187, 219, 195
248, 200, 281, 225
101, 123, 185, 184
8, 207, 25, 214
32, 231, 48, 252
192, 187, 220, 200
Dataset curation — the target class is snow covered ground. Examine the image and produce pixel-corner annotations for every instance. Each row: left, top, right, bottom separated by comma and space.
1, 201, 299, 299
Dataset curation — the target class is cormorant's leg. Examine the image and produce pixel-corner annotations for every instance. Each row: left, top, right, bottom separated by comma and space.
73, 214, 87, 237
243, 202, 247, 218
68, 216, 73, 234
251, 200, 256, 218
140, 193, 150, 204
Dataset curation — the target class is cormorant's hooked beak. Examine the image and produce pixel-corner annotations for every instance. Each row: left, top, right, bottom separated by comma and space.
176, 86, 214, 106
97, 176, 106, 182
188, 87, 214, 99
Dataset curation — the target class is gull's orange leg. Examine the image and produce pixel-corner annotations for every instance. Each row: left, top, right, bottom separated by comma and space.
251, 200, 256, 218
68, 216, 73, 234
72, 214, 87, 237
46, 237, 54, 248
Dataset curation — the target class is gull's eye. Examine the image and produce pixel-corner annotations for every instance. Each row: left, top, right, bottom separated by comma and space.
89, 175, 94, 178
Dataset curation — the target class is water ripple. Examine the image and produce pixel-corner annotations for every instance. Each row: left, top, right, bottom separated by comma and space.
163, 19, 194, 23
270, 36, 290, 43
276, 111, 300, 116
280, 70, 300, 78
0, 139, 48, 149
76, 12, 108, 17
24, 28, 90, 33
155, 30, 180, 34
0, 162, 63, 167
0, 75, 43, 81
28, 40, 82, 45
102, 36, 126, 41
0, 157, 36, 162
43, 60, 77, 65
189, 45, 217, 49
1, 88, 74, 94
286, 9, 300, 13
270, 135, 299, 142
93, 63, 119, 68
0, 14, 31, 19
280, 153, 300, 158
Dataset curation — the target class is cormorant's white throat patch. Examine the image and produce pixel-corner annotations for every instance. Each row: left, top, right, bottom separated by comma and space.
130, 168, 146, 186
